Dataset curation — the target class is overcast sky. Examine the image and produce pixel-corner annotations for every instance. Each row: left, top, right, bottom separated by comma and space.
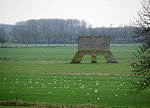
0, 0, 140, 27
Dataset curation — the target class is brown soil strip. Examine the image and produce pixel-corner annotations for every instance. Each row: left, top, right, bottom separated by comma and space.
0, 99, 106, 108
50, 73, 131, 76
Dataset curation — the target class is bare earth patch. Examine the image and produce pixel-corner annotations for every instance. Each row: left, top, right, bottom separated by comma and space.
0, 99, 105, 108
50, 73, 130, 76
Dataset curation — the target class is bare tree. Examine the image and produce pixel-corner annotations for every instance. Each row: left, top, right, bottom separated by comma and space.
0, 27, 7, 48
131, 0, 150, 93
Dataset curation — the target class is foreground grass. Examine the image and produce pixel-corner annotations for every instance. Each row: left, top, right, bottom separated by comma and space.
0, 73, 150, 107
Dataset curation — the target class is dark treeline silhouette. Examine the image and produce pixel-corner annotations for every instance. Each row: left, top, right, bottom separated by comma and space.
0, 18, 135, 45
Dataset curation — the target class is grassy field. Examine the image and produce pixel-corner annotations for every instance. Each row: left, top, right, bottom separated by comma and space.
0, 45, 135, 74
0, 44, 150, 107
0, 43, 140, 48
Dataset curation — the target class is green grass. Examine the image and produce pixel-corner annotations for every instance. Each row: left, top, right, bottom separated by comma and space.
0, 43, 78, 48
0, 45, 135, 74
0, 73, 150, 107
1, 43, 140, 48
0, 44, 149, 107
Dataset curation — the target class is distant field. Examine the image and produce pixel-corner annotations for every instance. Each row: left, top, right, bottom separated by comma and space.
0, 44, 136, 74
0, 44, 149, 107
0, 43, 140, 48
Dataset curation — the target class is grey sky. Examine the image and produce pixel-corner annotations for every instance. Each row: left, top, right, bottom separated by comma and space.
0, 0, 140, 27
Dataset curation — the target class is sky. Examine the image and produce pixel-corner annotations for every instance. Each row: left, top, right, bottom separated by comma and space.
0, 0, 140, 27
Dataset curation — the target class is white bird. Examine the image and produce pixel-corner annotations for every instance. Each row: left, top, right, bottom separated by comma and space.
95, 89, 98, 93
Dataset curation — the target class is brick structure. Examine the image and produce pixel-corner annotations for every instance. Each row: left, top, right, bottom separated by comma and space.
71, 36, 117, 63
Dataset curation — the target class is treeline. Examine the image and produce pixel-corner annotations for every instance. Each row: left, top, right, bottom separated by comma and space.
0, 18, 134, 46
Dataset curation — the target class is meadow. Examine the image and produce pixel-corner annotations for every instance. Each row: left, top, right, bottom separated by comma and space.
0, 44, 150, 107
